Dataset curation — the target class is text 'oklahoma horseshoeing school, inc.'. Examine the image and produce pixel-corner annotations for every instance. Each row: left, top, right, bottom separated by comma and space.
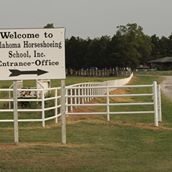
0, 31, 62, 66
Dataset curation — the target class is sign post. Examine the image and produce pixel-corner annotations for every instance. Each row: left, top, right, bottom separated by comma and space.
61, 79, 66, 144
0, 28, 66, 144
13, 81, 19, 144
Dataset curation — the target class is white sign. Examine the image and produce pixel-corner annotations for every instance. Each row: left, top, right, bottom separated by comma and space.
0, 28, 66, 80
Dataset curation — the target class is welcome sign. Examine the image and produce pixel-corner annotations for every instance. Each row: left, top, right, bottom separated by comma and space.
0, 28, 66, 80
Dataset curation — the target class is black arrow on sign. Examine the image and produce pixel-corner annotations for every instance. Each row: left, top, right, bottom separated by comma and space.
9, 69, 48, 77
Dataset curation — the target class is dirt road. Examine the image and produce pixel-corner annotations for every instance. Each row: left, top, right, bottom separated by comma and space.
160, 76, 172, 101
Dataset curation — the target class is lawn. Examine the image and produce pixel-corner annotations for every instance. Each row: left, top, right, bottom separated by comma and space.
0, 73, 172, 172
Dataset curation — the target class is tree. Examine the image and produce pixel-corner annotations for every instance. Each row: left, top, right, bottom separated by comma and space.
65, 36, 89, 69
159, 35, 172, 56
150, 35, 161, 59
86, 36, 111, 68
44, 23, 54, 28
109, 23, 152, 68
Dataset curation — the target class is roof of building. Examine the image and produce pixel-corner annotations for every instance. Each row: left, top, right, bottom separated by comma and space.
149, 57, 172, 63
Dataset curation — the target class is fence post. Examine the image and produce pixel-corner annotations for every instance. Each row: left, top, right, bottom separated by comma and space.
106, 85, 110, 121
91, 84, 93, 101
70, 88, 73, 112
81, 84, 84, 104
41, 89, 45, 127
74, 88, 77, 109
86, 84, 88, 102
78, 85, 81, 105
13, 81, 19, 144
84, 84, 87, 102
157, 85, 162, 122
55, 89, 58, 123
66, 88, 69, 114
61, 79, 66, 144
153, 81, 159, 127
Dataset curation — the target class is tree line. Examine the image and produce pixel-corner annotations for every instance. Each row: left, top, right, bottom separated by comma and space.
45, 23, 172, 70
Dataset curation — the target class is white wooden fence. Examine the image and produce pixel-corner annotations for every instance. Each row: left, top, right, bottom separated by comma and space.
0, 73, 162, 127
65, 81, 162, 126
0, 87, 62, 127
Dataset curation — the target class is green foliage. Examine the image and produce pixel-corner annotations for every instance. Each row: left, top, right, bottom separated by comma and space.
65, 23, 172, 71
65, 36, 90, 69
44, 23, 54, 28
44, 23, 172, 70
65, 23, 154, 70
108, 23, 152, 68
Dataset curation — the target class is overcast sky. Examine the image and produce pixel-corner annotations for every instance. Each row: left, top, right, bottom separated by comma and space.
0, 0, 171, 38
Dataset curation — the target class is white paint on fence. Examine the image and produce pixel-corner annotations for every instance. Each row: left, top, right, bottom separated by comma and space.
0, 87, 62, 124
0, 73, 162, 127
65, 73, 162, 127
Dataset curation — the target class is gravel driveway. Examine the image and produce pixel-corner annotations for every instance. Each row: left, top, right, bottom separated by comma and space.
160, 76, 172, 101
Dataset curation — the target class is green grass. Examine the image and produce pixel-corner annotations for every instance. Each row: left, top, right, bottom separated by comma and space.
56, 76, 122, 86
0, 74, 172, 172
135, 70, 172, 76
0, 123, 172, 172
0, 76, 121, 89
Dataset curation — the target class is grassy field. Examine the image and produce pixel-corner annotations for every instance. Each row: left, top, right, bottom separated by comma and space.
0, 73, 172, 172
135, 70, 172, 76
